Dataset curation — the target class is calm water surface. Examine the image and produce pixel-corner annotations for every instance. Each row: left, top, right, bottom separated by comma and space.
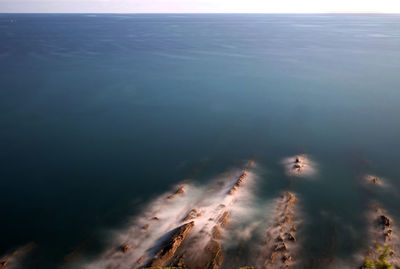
0, 14, 400, 268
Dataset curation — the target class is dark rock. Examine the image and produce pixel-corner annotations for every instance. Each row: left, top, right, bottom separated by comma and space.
380, 215, 390, 227
384, 229, 393, 241
285, 232, 296, 242
276, 235, 284, 242
119, 244, 131, 253
274, 242, 287, 252
282, 254, 292, 263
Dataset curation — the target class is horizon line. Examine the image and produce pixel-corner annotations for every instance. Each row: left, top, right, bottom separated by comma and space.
1, 12, 400, 14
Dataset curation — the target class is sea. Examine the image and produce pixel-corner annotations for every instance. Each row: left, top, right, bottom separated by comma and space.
0, 13, 400, 268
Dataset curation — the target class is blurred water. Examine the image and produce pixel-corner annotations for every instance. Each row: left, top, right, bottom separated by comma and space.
0, 14, 400, 268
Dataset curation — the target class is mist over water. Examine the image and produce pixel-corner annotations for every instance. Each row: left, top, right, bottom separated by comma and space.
1, 14, 400, 268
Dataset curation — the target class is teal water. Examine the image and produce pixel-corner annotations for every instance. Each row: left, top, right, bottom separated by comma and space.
0, 14, 400, 268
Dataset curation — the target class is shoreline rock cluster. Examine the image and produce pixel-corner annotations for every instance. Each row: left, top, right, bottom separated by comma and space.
361, 203, 400, 268
261, 191, 299, 269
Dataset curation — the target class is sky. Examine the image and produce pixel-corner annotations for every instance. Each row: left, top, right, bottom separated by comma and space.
1, 0, 400, 13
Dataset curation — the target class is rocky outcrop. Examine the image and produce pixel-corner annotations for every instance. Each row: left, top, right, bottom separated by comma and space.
0, 242, 36, 269
364, 174, 385, 188
167, 186, 185, 199
361, 203, 400, 268
148, 221, 194, 267
183, 208, 202, 222
282, 155, 315, 177
203, 238, 224, 269
119, 244, 131, 253
0, 261, 8, 268
228, 171, 248, 195
261, 192, 300, 269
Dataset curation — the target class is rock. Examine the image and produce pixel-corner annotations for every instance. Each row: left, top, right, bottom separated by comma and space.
137, 256, 144, 264
149, 221, 194, 267
167, 186, 185, 199
380, 215, 390, 227
119, 244, 131, 253
372, 177, 380, 184
183, 208, 202, 221
282, 254, 292, 263
280, 216, 292, 225
142, 223, 150, 230
285, 232, 296, 242
218, 211, 230, 228
384, 229, 393, 241
152, 216, 160, 220
270, 251, 277, 264
294, 163, 302, 169
274, 242, 287, 252
212, 226, 223, 239
175, 186, 185, 194
203, 239, 224, 269
228, 171, 248, 195
276, 235, 284, 242
0, 261, 8, 268
295, 157, 300, 163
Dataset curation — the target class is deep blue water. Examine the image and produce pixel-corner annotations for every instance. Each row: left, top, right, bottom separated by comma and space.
0, 14, 400, 268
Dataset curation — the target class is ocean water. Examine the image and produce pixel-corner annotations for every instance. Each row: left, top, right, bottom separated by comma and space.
0, 14, 400, 268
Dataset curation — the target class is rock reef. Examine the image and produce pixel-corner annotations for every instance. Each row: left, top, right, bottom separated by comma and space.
282, 155, 315, 178
360, 203, 400, 268
260, 192, 300, 269
148, 221, 195, 267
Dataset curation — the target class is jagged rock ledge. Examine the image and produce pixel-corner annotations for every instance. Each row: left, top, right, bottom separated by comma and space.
148, 221, 195, 267
262, 191, 300, 268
